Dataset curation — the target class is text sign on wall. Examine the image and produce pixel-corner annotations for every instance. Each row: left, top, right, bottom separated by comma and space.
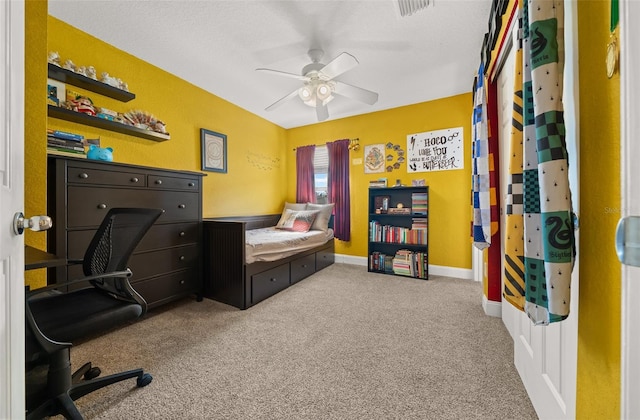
407, 127, 464, 173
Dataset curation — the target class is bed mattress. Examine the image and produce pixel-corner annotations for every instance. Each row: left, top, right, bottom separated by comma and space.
245, 227, 334, 264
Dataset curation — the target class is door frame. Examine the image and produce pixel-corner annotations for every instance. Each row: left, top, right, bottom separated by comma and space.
619, 1, 640, 418
0, 0, 26, 418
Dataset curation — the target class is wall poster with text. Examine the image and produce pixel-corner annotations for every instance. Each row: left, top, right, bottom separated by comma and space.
407, 127, 464, 173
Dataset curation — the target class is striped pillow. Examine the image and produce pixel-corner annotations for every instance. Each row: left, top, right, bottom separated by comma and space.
276, 209, 319, 232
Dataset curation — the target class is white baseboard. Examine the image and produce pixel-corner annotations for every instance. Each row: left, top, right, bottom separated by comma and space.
334, 254, 474, 280
482, 294, 502, 318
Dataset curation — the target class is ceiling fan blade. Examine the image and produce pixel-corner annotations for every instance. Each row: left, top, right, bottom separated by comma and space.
319, 52, 359, 80
316, 101, 329, 121
334, 81, 379, 105
256, 68, 308, 81
265, 88, 300, 111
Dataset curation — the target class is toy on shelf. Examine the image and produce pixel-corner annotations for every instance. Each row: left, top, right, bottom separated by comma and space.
48, 51, 61, 67
87, 145, 113, 162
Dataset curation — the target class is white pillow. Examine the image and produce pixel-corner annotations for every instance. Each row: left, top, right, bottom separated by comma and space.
306, 203, 334, 232
276, 202, 308, 227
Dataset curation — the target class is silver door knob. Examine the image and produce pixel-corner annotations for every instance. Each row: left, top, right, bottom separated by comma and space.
13, 213, 53, 235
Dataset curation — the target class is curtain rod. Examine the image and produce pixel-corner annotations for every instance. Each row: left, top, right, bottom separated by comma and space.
292, 138, 359, 151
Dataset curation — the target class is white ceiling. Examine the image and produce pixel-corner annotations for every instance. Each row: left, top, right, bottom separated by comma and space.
48, 0, 492, 129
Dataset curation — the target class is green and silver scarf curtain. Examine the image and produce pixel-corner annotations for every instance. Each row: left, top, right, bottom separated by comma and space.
522, 0, 575, 325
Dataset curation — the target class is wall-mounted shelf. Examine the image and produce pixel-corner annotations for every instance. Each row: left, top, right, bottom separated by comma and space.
48, 63, 135, 102
48, 106, 170, 142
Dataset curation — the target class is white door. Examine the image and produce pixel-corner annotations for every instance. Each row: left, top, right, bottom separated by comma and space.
495, 2, 579, 418
496, 35, 518, 338
0, 1, 26, 418
619, 1, 640, 418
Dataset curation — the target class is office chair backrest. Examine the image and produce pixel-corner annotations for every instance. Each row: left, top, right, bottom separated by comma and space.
83, 207, 163, 299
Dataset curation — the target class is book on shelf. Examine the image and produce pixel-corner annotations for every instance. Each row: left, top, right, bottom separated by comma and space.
369, 178, 388, 188
47, 147, 87, 158
411, 191, 428, 215
369, 220, 428, 245
387, 207, 411, 215
47, 136, 85, 151
47, 128, 84, 142
391, 249, 428, 279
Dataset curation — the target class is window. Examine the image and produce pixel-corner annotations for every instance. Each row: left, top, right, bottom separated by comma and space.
314, 146, 328, 204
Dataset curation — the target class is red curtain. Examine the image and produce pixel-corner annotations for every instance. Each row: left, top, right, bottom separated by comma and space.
327, 139, 350, 241
296, 145, 316, 203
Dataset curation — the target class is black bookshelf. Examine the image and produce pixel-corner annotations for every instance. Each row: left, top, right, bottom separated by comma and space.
368, 186, 429, 279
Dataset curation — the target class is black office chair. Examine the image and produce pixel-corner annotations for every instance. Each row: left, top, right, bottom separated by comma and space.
25, 207, 163, 420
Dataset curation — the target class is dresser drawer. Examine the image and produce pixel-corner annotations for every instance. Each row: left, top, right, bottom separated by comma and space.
316, 245, 335, 270
136, 222, 199, 250
132, 269, 200, 307
67, 186, 199, 227
68, 166, 147, 187
127, 245, 199, 280
251, 263, 290, 305
66, 223, 199, 260
148, 175, 199, 191
290, 254, 315, 284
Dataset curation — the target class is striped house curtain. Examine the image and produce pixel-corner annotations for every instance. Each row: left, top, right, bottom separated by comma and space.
503, 0, 576, 325
471, 62, 492, 250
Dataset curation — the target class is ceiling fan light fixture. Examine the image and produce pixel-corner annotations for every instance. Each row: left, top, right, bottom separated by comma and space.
299, 85, 313, 101
316, 82, 332, 101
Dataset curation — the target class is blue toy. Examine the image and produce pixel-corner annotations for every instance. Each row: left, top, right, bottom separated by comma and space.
87, 145, 113, 162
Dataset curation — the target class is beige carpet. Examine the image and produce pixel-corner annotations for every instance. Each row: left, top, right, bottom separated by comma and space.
58, 263, 538, 419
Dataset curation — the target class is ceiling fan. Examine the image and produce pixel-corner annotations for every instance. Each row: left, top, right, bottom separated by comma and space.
256, 49, 379, 122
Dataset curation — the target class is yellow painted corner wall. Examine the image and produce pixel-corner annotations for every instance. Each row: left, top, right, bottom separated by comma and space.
44, 16, 288, 221
286, 94, 472, 269
24, 0, 49, 289
576, 1, 621, 418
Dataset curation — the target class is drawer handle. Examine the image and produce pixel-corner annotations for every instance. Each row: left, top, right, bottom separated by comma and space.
179, 231, 186, 237
301, 264, 307, 268
179, 256, 185, 261
178, 204, 186, 209
188, 182, 195, 187
97, 204, 107, 209
79, 173, 89, 179
180, 280, 185, 285
155, 179, 163, 185
131, 177, 139, 183
270, 278, 277, 282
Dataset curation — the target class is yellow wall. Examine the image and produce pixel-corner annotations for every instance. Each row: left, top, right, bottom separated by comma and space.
45, 16, 289, 220
286, 95, 472, 269
23, 3, 625, 416
576, 1, 621, 418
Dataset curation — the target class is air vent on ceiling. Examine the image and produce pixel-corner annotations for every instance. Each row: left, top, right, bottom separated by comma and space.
397, 0, 432, 17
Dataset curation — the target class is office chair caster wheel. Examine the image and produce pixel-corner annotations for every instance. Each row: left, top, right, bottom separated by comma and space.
84, 367, 101, 380
137, 373, 153, 387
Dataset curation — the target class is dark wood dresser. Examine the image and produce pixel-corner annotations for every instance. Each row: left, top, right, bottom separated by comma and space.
47, 155, 205, 309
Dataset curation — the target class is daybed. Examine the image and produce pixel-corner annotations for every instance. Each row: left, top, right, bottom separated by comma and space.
202, 207, 335, 309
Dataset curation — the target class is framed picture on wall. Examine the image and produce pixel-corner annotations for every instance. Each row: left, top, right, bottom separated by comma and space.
201, 128, 227, 173
364, 144, 385, 173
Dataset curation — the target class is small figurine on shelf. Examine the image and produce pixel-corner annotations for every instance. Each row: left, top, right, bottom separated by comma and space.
68, 95, 96, 116
76, 65, 88, 77
62, 59, 76, 72
100, 72, 119, 88
48, 51, 61, 67
86, 66, 97, 80
153, 120, 167, 134
117, 78, 129, 92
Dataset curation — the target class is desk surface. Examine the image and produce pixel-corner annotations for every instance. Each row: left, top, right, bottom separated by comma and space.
25, 245, 66, 270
